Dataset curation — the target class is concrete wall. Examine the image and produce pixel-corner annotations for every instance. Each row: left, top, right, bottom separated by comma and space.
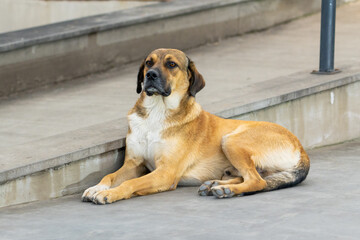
235, 81, 360, 149
0, 0, 323, 98
0, 149, 123, 208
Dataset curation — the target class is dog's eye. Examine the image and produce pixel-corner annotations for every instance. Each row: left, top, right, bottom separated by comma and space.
167, 61, 177, 68
146, 60, 153, 67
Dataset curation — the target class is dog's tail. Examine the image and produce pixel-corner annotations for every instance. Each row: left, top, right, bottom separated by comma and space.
263, 148, 310, 191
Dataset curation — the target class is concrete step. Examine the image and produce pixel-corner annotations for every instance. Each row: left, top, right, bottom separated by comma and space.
1, 0, 336, 98
0, 0, 156, 33
1, 0, 360, 208
1, 139, 359, 240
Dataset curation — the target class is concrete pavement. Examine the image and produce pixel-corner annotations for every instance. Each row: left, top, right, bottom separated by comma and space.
1, 1, 360, 149
0, 139, 359, 240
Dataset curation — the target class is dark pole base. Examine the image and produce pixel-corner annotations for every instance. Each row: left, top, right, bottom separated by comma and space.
311, 69, 341, 75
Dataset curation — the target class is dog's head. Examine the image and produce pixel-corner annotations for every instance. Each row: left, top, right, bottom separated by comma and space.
137, 48, 205, 98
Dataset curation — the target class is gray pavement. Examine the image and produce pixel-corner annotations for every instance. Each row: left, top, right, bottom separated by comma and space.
1, 1, 360, 149
0, 139, 359, 240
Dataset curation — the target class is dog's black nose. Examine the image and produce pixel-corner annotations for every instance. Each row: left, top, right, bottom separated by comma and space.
146, 69, 159, 80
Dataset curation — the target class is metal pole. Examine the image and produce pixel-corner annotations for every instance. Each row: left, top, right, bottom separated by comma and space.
312, 0, 340, 74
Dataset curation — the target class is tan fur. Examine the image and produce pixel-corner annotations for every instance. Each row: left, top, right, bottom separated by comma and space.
82, 49, 310, 204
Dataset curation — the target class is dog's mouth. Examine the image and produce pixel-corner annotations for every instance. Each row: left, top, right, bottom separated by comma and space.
144, 84, 171, 97
145, 87, 160, 96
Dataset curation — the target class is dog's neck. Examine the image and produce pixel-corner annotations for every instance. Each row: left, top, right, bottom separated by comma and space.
132, 91, 202, 125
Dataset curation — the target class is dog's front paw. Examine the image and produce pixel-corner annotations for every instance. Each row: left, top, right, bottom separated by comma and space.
92, 190, 113, 205
198, 180, 219, 196
92, 189, 127, 205
81, 185, 109, 202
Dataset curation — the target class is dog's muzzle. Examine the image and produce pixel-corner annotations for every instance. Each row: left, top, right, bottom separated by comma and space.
144, 69, 171, 97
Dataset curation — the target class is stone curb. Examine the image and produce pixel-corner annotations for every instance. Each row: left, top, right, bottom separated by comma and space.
0, 0, 250, 53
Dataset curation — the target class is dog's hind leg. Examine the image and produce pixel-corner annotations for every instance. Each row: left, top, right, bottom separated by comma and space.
211, 133, 267, 198
198, 177, 243, 196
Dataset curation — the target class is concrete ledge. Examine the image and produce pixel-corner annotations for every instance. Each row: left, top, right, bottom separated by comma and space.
0, 0, 325, 98
0, 150, 123, 207
1, 63, 359, 207
235, 80, 360, 148
209, 64, 360, 118
0, 0, 317, 53
0, 118, 128, 184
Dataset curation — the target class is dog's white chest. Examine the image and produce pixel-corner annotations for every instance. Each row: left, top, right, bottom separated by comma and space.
126, 98, 167, 171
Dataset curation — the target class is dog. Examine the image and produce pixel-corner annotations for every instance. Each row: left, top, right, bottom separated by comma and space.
82, 48, 310, 204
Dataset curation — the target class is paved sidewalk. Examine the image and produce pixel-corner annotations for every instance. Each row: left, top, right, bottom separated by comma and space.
0, 1, 360, 149
1, 139, 359, 240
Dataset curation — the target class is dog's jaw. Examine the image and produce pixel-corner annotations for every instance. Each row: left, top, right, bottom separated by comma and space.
145, 87, 159, 96
144, 84, 171, 97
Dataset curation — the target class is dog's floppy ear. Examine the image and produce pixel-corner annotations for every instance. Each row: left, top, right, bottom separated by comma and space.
136, 60, 145, 94
187, 57, 205, 97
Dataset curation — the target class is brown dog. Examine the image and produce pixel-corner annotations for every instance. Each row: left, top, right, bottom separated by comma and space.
82, 48, 310, 204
